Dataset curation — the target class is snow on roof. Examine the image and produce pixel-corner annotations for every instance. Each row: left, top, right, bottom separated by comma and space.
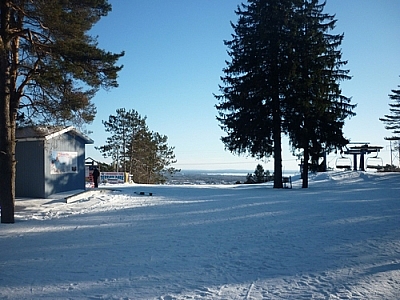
16, 126, 94, 144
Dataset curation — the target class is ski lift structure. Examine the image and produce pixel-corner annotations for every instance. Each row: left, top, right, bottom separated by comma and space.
385, 136, 400, 167
366, 155, 384, 170
335, 156, 352, 170
339, 143, 384, 171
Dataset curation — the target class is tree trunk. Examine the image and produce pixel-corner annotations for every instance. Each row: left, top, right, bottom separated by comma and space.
273, 98, 283, 188
0, 61, 16, 224
273, 129, 283, 188
0, 129, 16, 223
0, 1, 17, 223
302, 147, 309, 189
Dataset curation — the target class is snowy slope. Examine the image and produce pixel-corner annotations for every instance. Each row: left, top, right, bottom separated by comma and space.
1, 171, 399, 299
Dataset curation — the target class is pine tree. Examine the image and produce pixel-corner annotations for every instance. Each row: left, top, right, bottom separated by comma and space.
128, 126, 153, 182
98, 109, 147, 173
0, 0, 123, 223
380, 80, 400, 136
147, 132, 179, 184
98, 109, 179, 184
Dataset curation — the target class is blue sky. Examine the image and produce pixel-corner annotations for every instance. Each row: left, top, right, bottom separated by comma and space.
86, 0, 400, 172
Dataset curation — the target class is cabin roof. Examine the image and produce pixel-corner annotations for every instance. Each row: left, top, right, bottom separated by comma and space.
16, 126, 94, 144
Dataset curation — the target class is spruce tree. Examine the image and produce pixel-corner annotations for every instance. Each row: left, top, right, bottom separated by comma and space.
215, 0, 297, 188
380, 80, 400, 136
284, 0, 355, 187
216, 0, 355, 189
0, 0, 123, 223
254, 164, 265, 183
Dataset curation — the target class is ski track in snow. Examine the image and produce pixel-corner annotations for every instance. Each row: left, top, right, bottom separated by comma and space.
1, 171, 399, 299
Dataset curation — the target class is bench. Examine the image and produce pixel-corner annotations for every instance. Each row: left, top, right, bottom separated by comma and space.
282, 176, 292, 189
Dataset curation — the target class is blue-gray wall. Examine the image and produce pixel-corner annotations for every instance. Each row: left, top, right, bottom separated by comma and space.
43, 133, 86, 197
16, 132, 87, 198
16, 140, 45, 198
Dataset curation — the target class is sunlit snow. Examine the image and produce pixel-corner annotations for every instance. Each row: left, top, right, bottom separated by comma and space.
1, 171, 399, 299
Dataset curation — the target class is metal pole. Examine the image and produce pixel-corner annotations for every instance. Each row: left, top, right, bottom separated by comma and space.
398, 140, 400, 167
390, 140, 393, 166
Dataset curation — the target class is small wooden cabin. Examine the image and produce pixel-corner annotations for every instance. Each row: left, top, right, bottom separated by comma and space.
16, 126, 93, 198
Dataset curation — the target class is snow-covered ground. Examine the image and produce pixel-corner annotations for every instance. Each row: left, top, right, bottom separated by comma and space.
1, 171, 399, 299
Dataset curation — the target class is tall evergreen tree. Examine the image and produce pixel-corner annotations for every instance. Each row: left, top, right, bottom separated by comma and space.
215, 0, 297, 188
0, 0, 123, 223
285, 0, 355, 188
380, 79, 400, 136
216, 0, 355, 189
